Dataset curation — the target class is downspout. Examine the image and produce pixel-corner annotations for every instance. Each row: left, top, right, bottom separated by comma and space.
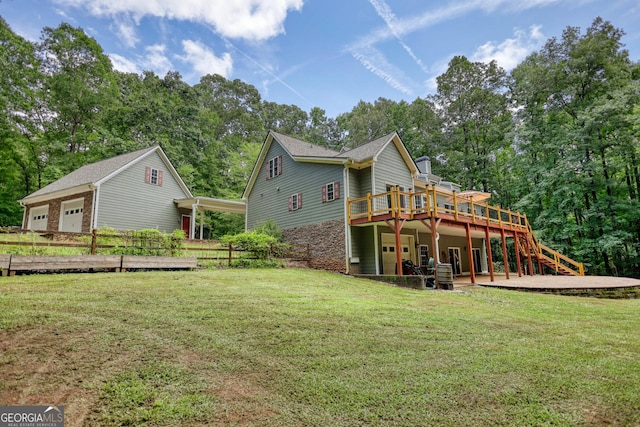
19, 200, 27, 229
92, 185, 101, 230
89, 184, 97, 230
343, 164, 351, 274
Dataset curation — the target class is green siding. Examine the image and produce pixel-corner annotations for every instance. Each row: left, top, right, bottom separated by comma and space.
351, 226, 376, 274
349, 167, 372, 199
373, 142, 414, 193
247, 141, 345, 231
97, 152, 187, 232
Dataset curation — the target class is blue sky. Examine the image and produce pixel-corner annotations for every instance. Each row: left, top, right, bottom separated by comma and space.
1, 0, 639, 118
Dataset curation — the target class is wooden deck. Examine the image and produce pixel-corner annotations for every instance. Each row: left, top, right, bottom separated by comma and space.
347, 186, 585, 278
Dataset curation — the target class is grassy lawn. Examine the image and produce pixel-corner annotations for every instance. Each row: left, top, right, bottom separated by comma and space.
1, 269, 638, 426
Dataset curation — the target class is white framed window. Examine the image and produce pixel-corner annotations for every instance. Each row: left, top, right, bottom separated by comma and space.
322, 181, 340, 202
419, 245, 430, 268
289, 193, 302, 211
267, 155, 283, 179
145, 166, 163, 186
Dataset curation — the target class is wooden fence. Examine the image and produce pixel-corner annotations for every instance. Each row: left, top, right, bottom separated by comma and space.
0, 228, 310, 267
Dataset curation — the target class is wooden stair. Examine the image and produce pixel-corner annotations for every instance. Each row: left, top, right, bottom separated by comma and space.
518, 222, 585, 276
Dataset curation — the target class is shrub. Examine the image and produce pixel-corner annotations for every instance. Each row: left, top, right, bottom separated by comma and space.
221, 231, 276, 260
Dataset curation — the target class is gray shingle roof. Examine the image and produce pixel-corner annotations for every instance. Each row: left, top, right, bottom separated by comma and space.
337, 133, 396, 162
270, 131, 397, 162
24, 145, 158, 199
271, 132, 341, 158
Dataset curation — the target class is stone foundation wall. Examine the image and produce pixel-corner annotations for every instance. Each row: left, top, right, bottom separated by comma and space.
282, 219, 346, 273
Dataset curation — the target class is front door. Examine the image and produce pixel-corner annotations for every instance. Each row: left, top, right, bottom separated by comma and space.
181, 215, 191, 239
381, 233, 415, 274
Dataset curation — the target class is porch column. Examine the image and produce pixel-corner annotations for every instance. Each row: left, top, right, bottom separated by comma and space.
484, 226, 494, 282
500, 229, 510, 280
190, 204, 196, 240
466, 223, 475, 284
199, 209, 204, 240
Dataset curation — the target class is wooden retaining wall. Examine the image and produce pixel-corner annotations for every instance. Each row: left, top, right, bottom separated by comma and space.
1, 255, 197, 276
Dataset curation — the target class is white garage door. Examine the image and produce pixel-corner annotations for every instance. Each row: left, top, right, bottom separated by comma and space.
29, 206, 49, 231
60, 199, 84, 232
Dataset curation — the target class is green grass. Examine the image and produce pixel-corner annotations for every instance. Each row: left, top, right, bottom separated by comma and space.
1, 269, 638, 426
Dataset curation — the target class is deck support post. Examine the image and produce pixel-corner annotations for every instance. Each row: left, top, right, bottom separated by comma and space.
500, 229, 510, 280
466, 223, 475, 284
385, 218, 406, 276
524, 236, 534, 276
485, 226, 494, 282
514, 232, 523, 277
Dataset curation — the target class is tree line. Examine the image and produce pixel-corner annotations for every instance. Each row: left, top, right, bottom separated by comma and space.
1, 17, 638, 276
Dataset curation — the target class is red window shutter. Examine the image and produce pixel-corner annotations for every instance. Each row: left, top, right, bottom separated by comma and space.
288, 196, 293, 211
334, 181, 340, 199
298, 193, 302, 208
278, 155, 283, 176
145, 166, 151, 183
158, 170, 163, 186
321, 185, 327, 202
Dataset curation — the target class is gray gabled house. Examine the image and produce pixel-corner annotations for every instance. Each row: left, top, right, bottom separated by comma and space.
244, 130, 427, 273
244, 131, 585, 280
19, 146, 245, 238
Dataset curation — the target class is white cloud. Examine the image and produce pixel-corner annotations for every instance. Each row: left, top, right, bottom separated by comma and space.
178, 40, 233, 77
109, 53, 139, 73
368, 0, 429, 74
142, 44, 173, 76
110, 17, 139, 48
350, 46, 413, 96
53, 0, 304, 41
471, 25, 546, 70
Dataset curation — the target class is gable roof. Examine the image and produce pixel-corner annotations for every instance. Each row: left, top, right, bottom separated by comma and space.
20, 145, 192, 204
242, 130, 418, 199
271, 132, 341, 158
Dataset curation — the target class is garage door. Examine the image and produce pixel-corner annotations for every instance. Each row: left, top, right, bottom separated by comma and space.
30, 206, 49, 231
60, 199, 84, 232
381, 233, 415, 275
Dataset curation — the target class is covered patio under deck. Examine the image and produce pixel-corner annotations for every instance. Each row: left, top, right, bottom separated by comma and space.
347, 186, 584, 283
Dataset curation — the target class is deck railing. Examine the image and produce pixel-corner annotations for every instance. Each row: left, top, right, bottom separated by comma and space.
347, 186, 585, 276
348, 186, 528, 230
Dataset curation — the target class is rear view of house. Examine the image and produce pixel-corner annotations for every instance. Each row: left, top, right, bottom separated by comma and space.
244, 131, 584, 282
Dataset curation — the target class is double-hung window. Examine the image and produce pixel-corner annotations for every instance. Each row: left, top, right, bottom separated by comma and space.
322, 181, 340, 202
289, 193, 302, 211
267, 155, 283, 179
145, 166, 163, 186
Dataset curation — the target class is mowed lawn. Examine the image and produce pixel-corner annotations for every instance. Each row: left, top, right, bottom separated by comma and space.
1, 269, 639, 426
